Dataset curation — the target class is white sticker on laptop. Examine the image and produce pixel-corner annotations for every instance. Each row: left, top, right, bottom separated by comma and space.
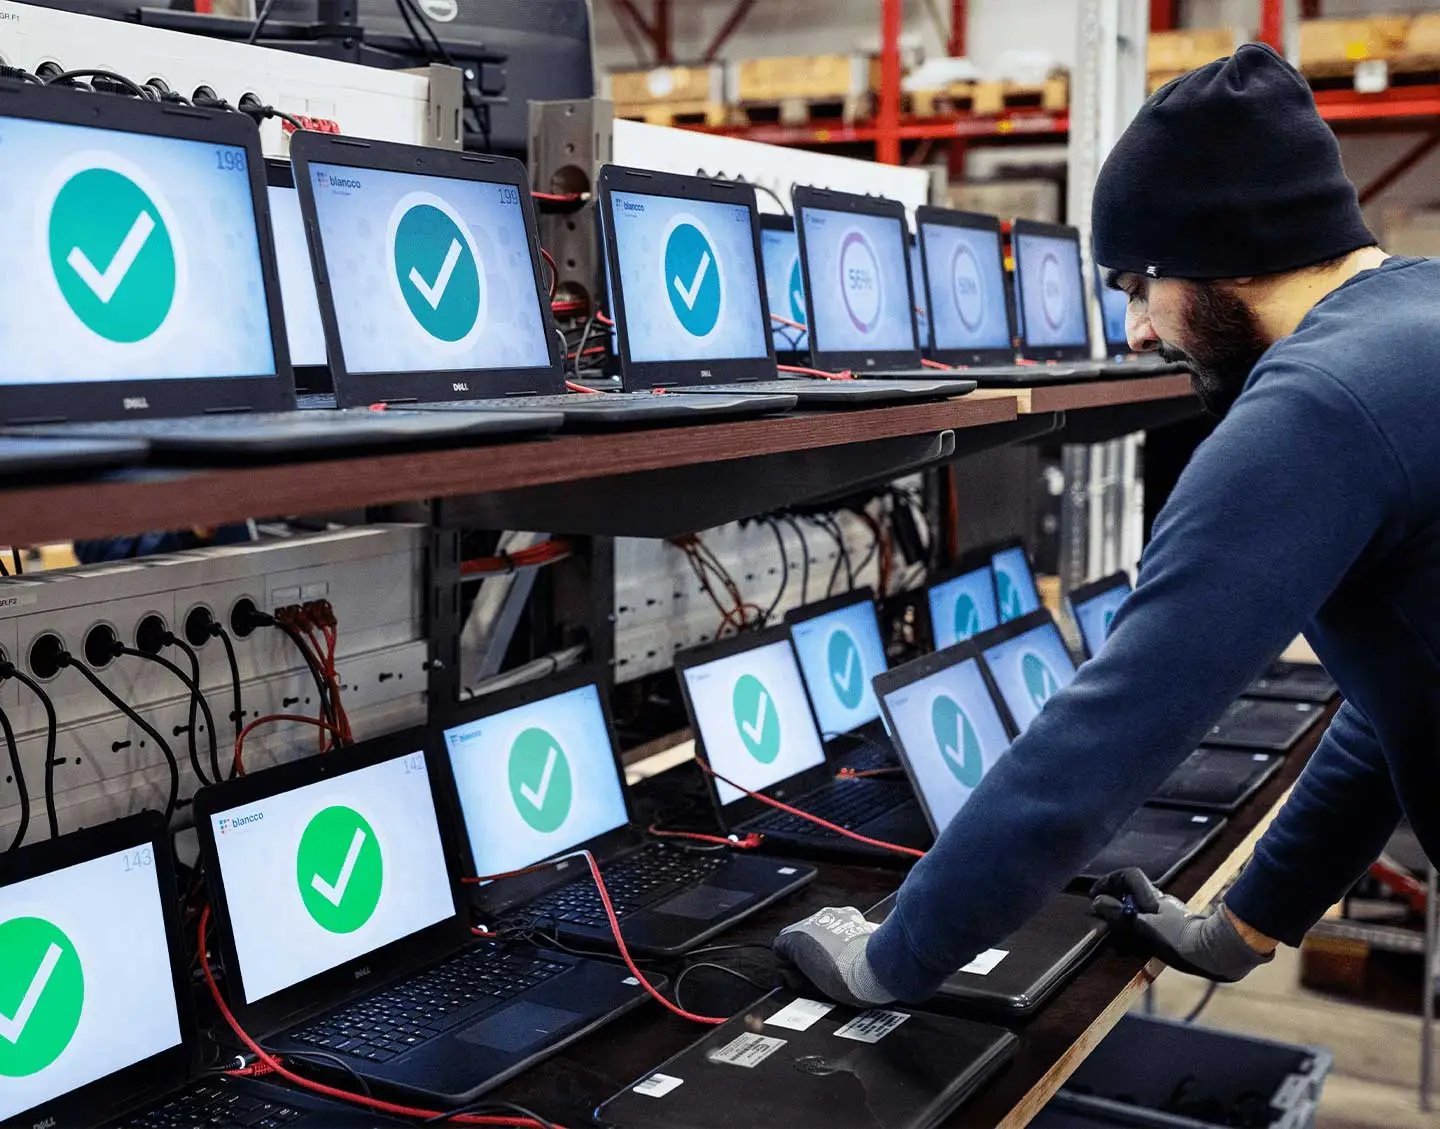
765, 997, 833, 1032
709, 1031, 787, 1068
1253, 753, 1270, 762
959, 948, 1009, 976
778, 867, 798, 875
1191, 815, 1210, 823
633, 1072, 684, 1098
834, 1009, 911, 1043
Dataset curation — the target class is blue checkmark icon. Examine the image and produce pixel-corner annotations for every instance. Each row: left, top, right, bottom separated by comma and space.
826, 629, 864, 711
393, 203, 480, 342
931, 694, 983, 787
664, 221, 722, 336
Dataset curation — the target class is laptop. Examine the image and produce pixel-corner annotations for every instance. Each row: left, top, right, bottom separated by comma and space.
595, 988, 1018, 1129
979, 610, 1225, 883
599, 165, 972, 406
759, 213, 809, 365
990, 538, 1044, 623
434, 669, 816, 957
785, 588, 899, 771
0, 812, 402, 1129
915, 206, 1090, 385
0, 82, 560, 458
925, 548, 1001, 649
194, 729, 652, 1105
1093, 266, 1188, 375
264, 158, 333, 396
288, 134, 787, 429
674, 626, 931, 865
910, 231, 930, 359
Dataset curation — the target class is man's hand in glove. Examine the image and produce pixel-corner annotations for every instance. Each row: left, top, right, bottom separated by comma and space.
1091, 867, 1277, 983
774, 906, 896, 1007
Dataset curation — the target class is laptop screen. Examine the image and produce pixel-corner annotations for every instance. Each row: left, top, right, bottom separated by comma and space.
981, 618, 1076, 733
682, 639, 827, 806
1096, 268, 1128, 352
928, 566, 999, 649
267, 184, 328, 368
919, 221, 1011, 354
206, 748, 455, 1004
991, 545, 1042, 623
0, 115, 276, 384
881, 656, 1012, 831
442, 683, 630, 880
788, 598, 888, 738
1014, 228, 1087, 350
608, 190, 769, 365
0, 845, 183, 1122
799, 205, 914, 355
305, 162, 551, 376
1072, 579, 1131, 658
910, 238, 929, 350
761, 225, 808, 353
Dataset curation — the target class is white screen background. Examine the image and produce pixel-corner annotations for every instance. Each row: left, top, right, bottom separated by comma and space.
982, 623, 1077, 733
1074, 583, 1131, 658
928, 567, 1000, 649
800, 206, 915, 355
761, 227, 807, 352
992, 546, 1042, 622
267, 185, 327, 368
789, 601, 888, 737
922, 222, 1011, 352
1015, 231, 1086, 349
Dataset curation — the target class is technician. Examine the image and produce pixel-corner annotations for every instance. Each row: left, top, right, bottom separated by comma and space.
775, 44, 1440, 1003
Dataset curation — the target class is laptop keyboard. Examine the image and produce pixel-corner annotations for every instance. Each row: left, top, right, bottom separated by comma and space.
288, 942, 566, 1062
518, 843, 725, 927
25, 411, 436, 434
118, 1083, 306, 1128
750, 779, 907, 838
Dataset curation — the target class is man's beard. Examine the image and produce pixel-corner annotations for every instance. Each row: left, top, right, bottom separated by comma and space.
1160, 283, 1270, 417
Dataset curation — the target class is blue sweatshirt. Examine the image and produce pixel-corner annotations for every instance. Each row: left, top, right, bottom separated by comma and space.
868, 256, 1440, 1001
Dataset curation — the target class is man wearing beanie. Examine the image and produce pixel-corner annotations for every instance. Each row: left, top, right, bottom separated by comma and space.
776, 44, 1440, 1005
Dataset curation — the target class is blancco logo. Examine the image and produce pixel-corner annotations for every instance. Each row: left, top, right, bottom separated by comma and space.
326, 175, 362, 190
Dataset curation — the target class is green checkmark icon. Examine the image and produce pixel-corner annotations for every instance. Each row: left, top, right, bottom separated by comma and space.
48, 168, 176, 343
297, 806, 383, 934
508, 727, 573, 834
0, 916, 84, 1078
826, 629, 865, 711
393, 203, 480, 341
931, 694, 983, 787
731, 674, 781, 764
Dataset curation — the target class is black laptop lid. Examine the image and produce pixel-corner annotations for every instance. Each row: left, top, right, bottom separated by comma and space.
598, 164, 776, 390
194, 730, 467, 1034
977, 610, 1078, 736
264, 158, 331, 392
0, 81, 293, 425
1095, 265, 1130, 356
290, 131, 562, 408
760, 213, 808, 361
0, 812, 194, 1129
1012, 219, 1091, 362
1067, 571, 1133, 659
793, 184, 922, 373
916, 207, 1015, 366
990, 538, 1043, 623
785, 588, 890, 739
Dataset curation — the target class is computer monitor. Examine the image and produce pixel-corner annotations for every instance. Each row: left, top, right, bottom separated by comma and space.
760, 214, 808, 357
441, 680, 631, 879
786, 590, 890, 739
1067, 572, 1132, 659
915, 207, 1014, 366
980, 611, 1077, 734
991, 540, 1043, 623
1095, 266, 1129, 356
927, 557, 1000, 649
1011, 219, 1090, 362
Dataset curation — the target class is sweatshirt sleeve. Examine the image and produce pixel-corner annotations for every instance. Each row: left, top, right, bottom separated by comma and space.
867, 362, 1407, 1002
1226, 700, 1401, 945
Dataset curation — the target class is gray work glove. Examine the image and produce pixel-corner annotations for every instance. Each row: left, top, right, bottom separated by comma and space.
774, 906, 896, 1007
1091, 868, 1275, 983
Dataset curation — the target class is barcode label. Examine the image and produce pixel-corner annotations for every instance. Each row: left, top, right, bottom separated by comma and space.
766, 997, 833, 1032
710, 1032, 787, 1068
959, 948, 1009, 976
633, 1073, 684, 1098
834, 1009, 911, 1043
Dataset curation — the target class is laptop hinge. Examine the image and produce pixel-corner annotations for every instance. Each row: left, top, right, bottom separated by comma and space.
504, 389, 544, 398
202, 406, 258, 415
5, 415, 67, 425
378, 397, 420, 406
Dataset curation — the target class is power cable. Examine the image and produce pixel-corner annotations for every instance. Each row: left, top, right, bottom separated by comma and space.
116, 645, 219, 789
2, 666, 57, 838
760, 518, 790, 625
43, 69, 148, 97
246, 0, 281, 44
210, 624, 245, 756
672, 961, 769, 1015
778, 515, 811, 603
424, 1102, 559, 1128
0, 706, 28, 851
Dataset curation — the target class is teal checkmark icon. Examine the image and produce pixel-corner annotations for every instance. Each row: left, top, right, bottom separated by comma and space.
0, 916, 85, 1078
731, 674, 781, 764
996, 571, 1024, 622
931, 694, 983, 787
1101, 609, 1116, 639
1021, 652, 1059, 712
508, 727, 573, 833
953, 593, 983, 641
826, 629, 865, 711
393, 203, 480, 341
48, 168, 175, 343
664, 221, 721, 336
788, 256, 806, 324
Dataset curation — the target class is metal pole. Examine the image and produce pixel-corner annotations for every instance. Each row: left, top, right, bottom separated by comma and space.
878, 0, 903, 164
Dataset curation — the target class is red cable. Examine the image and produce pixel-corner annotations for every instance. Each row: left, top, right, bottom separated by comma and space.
920, 357, 954, 370
777, 363, 854, 382
646, 823, 765, 849
566, 346, 607, 361
539, 248, 559, 298
532, 190, 586, 203
462, 850, 726, 1026
565, 380, 601, 394
552, 300, 587, 317
232, 714, 341, 778
198, 908, 560, 1126
769, 312, 807, 331
836, 766, 905, 779
595, 310, 614, 326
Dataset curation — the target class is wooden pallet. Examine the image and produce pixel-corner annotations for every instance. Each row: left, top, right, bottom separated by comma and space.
608, 63, 724, 112
730, 94, 867, 126
732, 53, 868, 104
1148, 26, 1240, 91
909, 75, 1067, 118
1300, 14, 1440, 79
615, 100, 729, 128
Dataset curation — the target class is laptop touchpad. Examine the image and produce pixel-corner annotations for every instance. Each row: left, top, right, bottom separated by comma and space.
654, 886, 750, 920
456, 1001, 580, 1052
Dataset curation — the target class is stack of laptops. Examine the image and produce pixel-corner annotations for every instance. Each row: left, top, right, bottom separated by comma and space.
194, 729, 652, 1105
0, 81, 560, 459
434, 670, 816, 957
596, 989, 1018, 1129
867, 639, 1109, 1015
675, 626, 931, 864
1, 813, 404, 1129
1093, 266, 1190, 375
598, 166, 972, 406
977, 609, 1226, 882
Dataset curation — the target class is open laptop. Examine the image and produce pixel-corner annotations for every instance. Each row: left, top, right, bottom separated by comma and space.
0, 82, 559, 458
760, 213, 809, 366
675, 626, 930, 865
925, 548, 1001, 649
599, 166, 971, 406
1094, 265, 1189, 375
910, 231, 930, 358
264, 158, 333, 396
595, 989, 1018, 1129
990, 538, 1044, 623
289, 134, 787, 429
866, 641, 1108, 1015
915, 206, 1090, 385
1, 812, 402, 1129
978, 610, 1225, 883
194, 729, 651, 1105
434, 670, 816, 957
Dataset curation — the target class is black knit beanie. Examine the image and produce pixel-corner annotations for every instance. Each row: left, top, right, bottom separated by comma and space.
1092, 42, 1374, 279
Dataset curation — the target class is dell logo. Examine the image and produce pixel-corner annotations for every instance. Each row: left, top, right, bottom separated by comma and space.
452, 382, 470, 393
354, 966, 372, 980
33, 1118, 58, 1129
122, 397, 150, 411
699, 368, 713, 378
